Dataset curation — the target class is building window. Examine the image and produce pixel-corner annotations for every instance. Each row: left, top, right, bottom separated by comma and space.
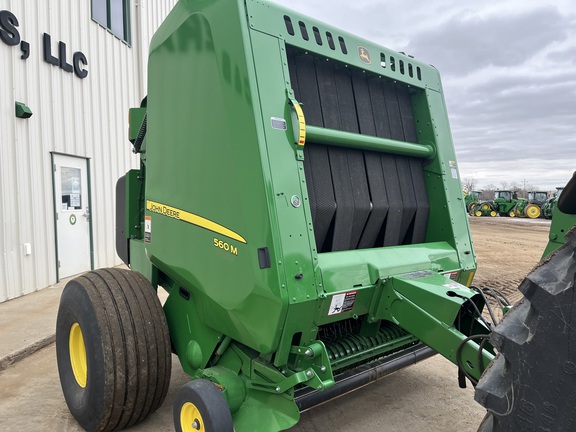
91, 0, 131, 43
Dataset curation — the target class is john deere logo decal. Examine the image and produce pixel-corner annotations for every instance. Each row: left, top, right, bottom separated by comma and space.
358, 46, 371, 64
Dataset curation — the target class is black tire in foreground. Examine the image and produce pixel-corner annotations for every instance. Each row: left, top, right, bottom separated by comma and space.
56, 268, 172, 432
475, 229, 576, 431
173, 379, 234, 432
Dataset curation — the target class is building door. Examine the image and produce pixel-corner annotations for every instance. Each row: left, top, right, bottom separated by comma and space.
52, 154, 92, 279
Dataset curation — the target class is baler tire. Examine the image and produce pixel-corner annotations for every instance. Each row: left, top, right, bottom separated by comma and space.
173, 379, 234, 432
56, 268, 172, 432
475, 229, 576, 431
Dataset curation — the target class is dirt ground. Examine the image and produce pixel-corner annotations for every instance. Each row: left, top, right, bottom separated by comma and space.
0, 216, 552, 432
469, 216, 550, 304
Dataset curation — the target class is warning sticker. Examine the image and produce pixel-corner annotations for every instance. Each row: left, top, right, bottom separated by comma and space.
328, 291, 357, 316
443, 271, 459, 281
144, 216, 152, 243
399, 270, 435, 280
443, 281, 467, 291
449, 160, 458, 179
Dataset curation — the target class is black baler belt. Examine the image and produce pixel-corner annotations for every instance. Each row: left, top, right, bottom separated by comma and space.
287, 48, 428, 251
380, 155, 404, 247
294, 53, 323, 127
316, 60, 341, 130
333, 65, 359, 134
346, 149, 371, 250
409, 158, 430, 244
304, 145, 336, 252
351, 71, 377, 136
358, 151, 389, 249
382, 81, 405, 141
326, 147, 356, 251
397, 86, 418, 143
367, 77, 392, 139
395, 156, 418, 244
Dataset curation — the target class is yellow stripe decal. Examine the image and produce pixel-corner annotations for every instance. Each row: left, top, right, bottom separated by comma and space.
466, 271, 475, 287
146, 200, 247, 244
292, 101, 306, 146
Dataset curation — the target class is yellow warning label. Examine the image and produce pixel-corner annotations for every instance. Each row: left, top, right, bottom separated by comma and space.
146, 200, 247, 244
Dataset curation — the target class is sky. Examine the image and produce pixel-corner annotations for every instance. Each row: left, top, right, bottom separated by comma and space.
274, 0, 576, 191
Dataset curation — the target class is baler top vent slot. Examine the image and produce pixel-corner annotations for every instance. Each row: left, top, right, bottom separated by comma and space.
326, 32, 335, 50
338, 36, 348, 54
298, 20, 309, 41
284, 15, 349, 56
284, 15, 295, 36
313, 26, 323, 46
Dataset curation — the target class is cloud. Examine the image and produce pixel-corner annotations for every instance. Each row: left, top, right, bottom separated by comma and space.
398, 6, 576, 188
403, 7, 570, 76
458, 158, 574, 190
546, 45, 576, 63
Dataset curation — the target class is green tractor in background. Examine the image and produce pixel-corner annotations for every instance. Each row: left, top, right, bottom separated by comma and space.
491, 190, 519, 217
542, 187, 563, 219
542, 181, 576, 256
463, 190, 482, 213
471, 190, 518, 217
514, 190, 546, 218
470, 200, 497, 217
528, 191, 548, 206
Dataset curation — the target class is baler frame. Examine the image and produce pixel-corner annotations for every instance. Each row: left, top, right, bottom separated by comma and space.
57, 1, 498, 431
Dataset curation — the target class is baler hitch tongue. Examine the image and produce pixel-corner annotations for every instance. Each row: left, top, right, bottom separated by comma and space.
379, 273, 495, 383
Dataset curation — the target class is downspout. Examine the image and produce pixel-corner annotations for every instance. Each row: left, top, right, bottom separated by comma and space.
134, 0, 145, 97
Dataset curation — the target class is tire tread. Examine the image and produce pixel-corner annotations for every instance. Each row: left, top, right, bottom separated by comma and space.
475, 231, 576, 431
56, 268, 171, 432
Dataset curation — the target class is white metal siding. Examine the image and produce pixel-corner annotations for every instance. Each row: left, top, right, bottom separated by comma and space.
0, 0, 177, 302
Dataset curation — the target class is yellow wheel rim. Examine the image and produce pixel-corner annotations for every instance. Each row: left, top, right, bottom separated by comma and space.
181, 402, 205, 432
509, 211, 516, 217
490, 211, 497, 217
481, 204, 490, 211
527, 206, 541, 218
475, 211, 482, 217
69, 323, 87, 388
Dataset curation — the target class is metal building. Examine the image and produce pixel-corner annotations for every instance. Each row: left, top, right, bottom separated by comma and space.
0, 0, 178, 301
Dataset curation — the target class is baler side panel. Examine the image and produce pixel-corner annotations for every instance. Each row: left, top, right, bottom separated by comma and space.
145, 0, 288, 356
